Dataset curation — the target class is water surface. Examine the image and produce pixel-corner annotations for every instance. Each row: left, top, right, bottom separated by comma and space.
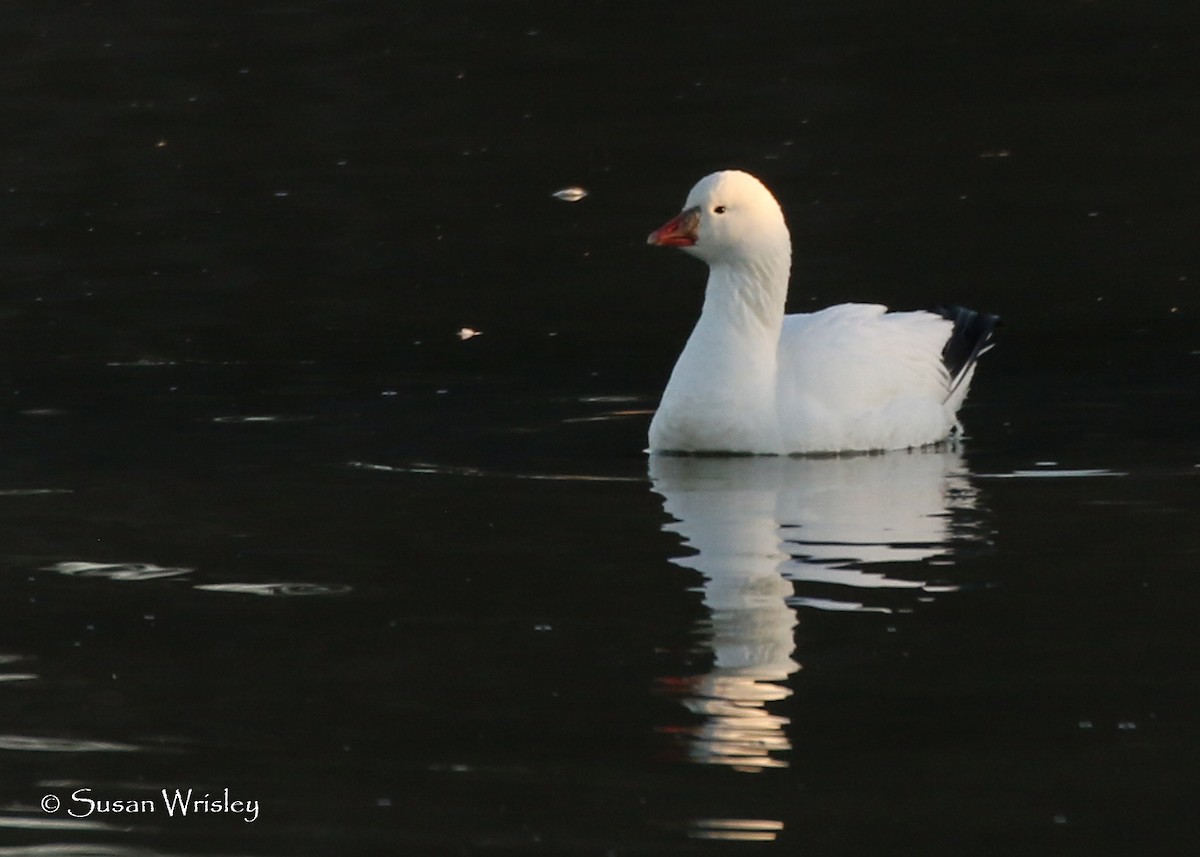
1, 2, 1198, 854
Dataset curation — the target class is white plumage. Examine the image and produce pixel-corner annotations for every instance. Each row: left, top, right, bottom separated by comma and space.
647, 170, 996, 455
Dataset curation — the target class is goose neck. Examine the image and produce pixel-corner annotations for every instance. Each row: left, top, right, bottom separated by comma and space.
702, 255, 790, 333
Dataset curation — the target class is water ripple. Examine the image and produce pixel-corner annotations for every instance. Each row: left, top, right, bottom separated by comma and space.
104, 359, 180, 367
211, 414, 312, 424
0, 813, 124, 834
977, 467, 1126, 479
0, 489, 73, 497
0, 735, 139, 753
43, 562, 193, 582
689, 817, 785, 842
42, 562, 349, 598
348, 459, 641, 483
194, 582, 352, 597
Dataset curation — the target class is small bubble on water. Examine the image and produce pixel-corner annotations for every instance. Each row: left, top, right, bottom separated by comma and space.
1077, 720, 1094, 729
1117, 721, 1137, 731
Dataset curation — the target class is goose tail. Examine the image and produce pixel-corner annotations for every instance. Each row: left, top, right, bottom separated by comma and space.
935, 304, 1000, 409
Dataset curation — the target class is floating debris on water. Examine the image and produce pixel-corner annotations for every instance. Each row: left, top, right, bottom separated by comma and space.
551, 186, 588, 202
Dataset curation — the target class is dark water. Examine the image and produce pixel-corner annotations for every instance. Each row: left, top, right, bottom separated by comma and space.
1, 2, 1198, 854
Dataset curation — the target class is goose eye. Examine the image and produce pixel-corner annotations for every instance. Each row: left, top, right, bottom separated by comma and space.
713, 205, 727, 214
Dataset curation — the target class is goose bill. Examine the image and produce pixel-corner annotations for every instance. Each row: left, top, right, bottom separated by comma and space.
647, 206, 701, 247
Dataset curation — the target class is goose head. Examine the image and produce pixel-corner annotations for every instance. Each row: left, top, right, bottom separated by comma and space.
647, 170, 791, 268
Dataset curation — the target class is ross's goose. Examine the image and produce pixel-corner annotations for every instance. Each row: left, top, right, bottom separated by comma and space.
646, 170, 998, 455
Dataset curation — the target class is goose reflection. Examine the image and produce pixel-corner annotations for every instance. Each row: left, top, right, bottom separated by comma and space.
650, 450, 985, 773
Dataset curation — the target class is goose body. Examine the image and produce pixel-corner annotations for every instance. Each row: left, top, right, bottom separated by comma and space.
647, 170, 997, 455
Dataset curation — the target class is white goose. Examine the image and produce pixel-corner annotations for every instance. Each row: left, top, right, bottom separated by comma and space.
647, 169, 998, 455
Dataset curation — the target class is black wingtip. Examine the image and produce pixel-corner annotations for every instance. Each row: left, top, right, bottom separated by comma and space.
934, 304, 1000, 388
